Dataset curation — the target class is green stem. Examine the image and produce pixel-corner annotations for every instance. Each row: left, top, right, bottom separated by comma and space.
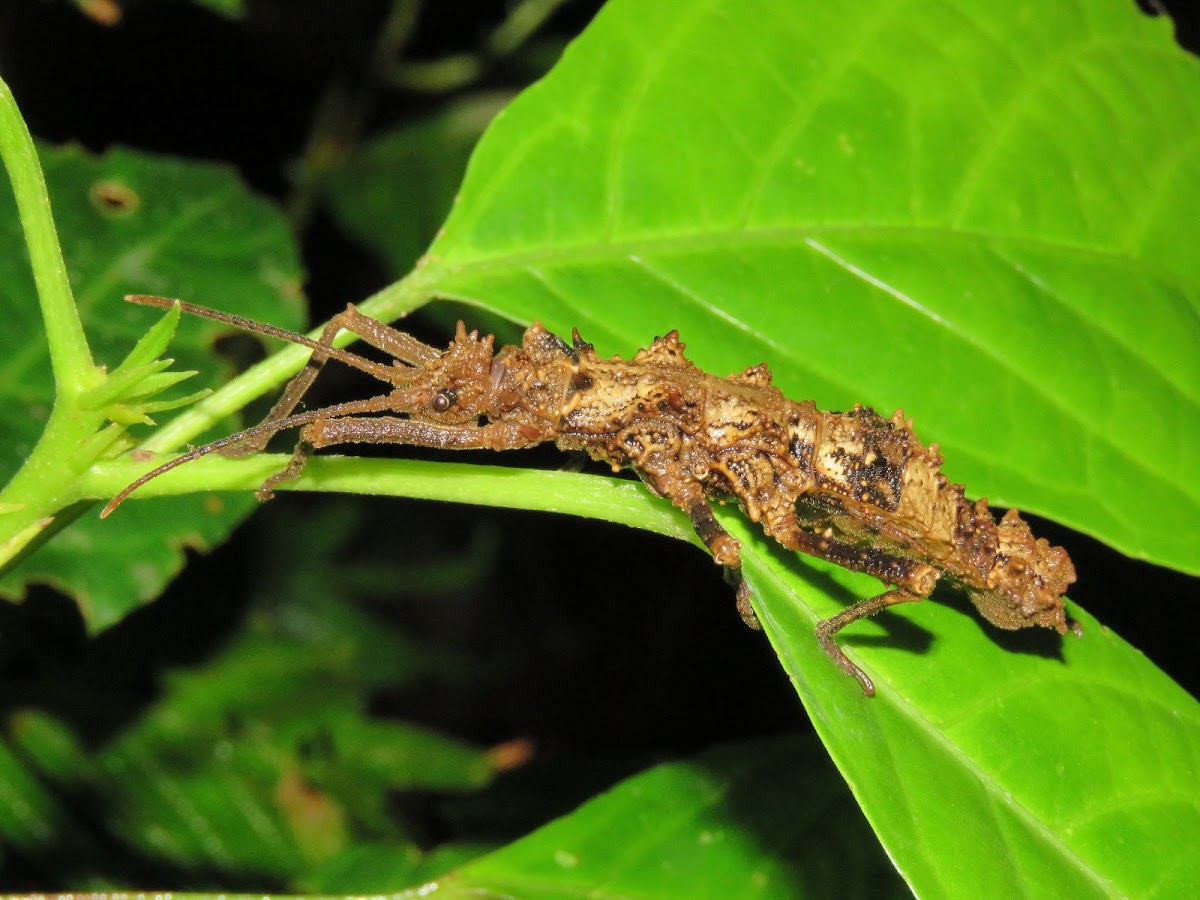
386, 54, 485, 94
81, 454, 700, 548
0, 76, 106, 567
0, 403, 103, 567
380, 0, 568, 93
0, 75, 95, 397
371, 0, 425, 74
487, 0, 572, 57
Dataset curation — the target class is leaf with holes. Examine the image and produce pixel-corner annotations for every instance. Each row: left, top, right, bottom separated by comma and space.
0, 144, 304, 630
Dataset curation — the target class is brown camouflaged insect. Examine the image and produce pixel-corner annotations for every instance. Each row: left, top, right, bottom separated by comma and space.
104, 295, 1077, 695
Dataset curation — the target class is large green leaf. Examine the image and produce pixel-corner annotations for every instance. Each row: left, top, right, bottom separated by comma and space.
0, 144, 304, 629
735, 517, 1199, 897
414, 0, 1199, 576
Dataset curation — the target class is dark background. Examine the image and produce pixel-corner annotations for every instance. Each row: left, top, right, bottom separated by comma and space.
0, 0, 1196, 884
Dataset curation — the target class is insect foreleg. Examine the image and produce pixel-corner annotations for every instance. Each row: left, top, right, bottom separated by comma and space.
302, 416, 546, 452
100, 396, 399, 516
226, 304, 440, 459
257, 416, 548, 499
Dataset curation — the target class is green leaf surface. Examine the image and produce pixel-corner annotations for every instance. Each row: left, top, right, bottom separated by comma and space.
301, 841, 494, 893
732, 518, 1200, 898
0, 732, 70, 852
417, 0, 1200, 576
421, 733, 906, 899
0, 143, 304, 630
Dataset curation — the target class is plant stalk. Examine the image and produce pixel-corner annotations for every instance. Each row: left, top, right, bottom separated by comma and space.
0, 75, 96, 397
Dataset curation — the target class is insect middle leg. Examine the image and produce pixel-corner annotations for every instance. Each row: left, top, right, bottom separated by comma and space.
656, 479, 761, 629
764, 518, 939, 695
687, 493, 762, 629
226, 304, 439, 458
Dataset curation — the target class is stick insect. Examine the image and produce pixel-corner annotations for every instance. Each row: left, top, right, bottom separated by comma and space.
104, 295, 1077, 695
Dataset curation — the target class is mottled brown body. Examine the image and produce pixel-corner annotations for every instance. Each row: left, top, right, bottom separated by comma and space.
107, 298, 1077, 695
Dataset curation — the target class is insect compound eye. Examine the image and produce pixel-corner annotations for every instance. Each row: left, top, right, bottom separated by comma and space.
432, 389, 457, 413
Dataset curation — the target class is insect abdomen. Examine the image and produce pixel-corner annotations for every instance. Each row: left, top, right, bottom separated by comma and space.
792, 406, 913, 513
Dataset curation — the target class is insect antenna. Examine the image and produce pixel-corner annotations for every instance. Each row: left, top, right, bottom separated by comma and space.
99, 395, 392, 518
125, 295, 417, 384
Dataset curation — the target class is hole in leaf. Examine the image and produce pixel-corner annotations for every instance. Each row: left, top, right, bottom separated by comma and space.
89, 179, 140, 216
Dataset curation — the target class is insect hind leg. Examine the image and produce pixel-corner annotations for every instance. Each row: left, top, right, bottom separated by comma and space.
765, 519, 939, 695
815, 588, 923, 695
